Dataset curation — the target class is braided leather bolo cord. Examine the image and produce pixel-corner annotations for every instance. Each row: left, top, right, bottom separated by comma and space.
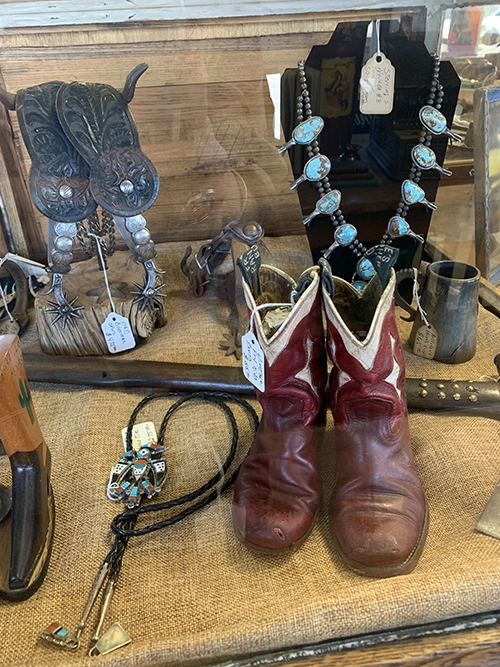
102, 391, 259, 582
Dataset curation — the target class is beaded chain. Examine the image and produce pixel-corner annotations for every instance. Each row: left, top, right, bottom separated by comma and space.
385, 53, 443, 245
289, 53, 458, 284
296, 59, 367, 260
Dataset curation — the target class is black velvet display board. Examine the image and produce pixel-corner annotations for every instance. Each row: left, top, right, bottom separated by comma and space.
281, 20, 461, 282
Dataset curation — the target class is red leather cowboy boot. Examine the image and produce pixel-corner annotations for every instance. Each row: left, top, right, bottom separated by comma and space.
232, 254, 327, 551
322, 263, 428, 577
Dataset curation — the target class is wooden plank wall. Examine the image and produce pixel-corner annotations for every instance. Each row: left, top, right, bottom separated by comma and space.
0, 11, 398, 261
0, 1, 433, 28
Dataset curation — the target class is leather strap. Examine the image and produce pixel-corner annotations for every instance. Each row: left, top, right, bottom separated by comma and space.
16, 82, 96, 223
56, 81, 159, 216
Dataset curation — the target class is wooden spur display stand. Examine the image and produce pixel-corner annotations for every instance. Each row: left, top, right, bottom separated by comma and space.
0, 8, 499, 667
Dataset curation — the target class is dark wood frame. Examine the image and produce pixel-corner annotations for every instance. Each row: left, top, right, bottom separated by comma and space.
2, 11, 500, 667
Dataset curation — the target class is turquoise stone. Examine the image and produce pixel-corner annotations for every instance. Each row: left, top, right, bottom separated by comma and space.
304, 154, 331, 181
335, 223, 357, 246
411, 145, 436, 169
357, 257, 376, 280
352, 280, 367, 292
317, 190, 341, 215
402, 179, 425, 205
293, 116, 324, 145
419, 105, 446, 134
387, 216, 410, 238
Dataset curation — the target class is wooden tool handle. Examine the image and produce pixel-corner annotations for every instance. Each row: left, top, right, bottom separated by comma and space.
0, 335, 46, 457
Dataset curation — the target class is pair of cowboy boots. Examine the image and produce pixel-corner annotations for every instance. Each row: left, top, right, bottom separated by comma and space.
232, 251, 428, 578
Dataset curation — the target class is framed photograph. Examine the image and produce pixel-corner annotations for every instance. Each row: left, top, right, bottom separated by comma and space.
474, 83, 500, 284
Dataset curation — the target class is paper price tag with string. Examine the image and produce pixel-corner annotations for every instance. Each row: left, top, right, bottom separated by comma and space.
121, 422, 157, 452
410, 268, 438, 360
102, 314, 136, 354
359, 20, 395, 115
242, 330, 265, 392
88, 234, 136, 354
413, 324, 438, 359
241, 300, 274, 392
241, 300, 293, 393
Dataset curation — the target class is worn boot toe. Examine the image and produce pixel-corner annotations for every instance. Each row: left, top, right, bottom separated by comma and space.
233, 493, 316, 551
332, 501, 427, 575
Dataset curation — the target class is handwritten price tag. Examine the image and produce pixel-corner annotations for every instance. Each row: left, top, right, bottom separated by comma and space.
101, 313, 136, 354
242, 330, 265, 392
121, 421, 158, 452
359, 53, 395, 115
413, 323, 438, 360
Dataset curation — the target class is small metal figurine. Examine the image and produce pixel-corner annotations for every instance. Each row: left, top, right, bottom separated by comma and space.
0, 64, 164, 328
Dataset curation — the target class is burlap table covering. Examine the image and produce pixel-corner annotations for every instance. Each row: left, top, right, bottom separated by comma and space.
1, 237, 500, 667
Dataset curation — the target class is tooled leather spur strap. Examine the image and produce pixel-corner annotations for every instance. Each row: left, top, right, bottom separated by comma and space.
16, 82, 97, 223
56, 81, 159, 217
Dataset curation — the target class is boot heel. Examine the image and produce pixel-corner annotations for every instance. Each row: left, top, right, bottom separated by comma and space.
0, 334, 55, 600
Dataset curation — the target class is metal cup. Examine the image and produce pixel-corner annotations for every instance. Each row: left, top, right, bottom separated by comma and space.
395, 261, 480, 364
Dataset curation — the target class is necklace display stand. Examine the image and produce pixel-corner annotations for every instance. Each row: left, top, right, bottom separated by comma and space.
281, 21, 460, 280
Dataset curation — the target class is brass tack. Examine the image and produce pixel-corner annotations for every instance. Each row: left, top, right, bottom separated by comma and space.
468, 394, 478, 403
437, 391, 446, 399
419, 389, 428, 397
451, 383, 460, 390
466, 385, 475, 392
436, 383, 445, 389
452, 393, 461, 401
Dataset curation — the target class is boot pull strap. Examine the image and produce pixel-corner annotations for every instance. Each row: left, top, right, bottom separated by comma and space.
363, 244, 399, 290
237, 245, 261, 298
291, 272, 313, 304
318, 257, 335, 299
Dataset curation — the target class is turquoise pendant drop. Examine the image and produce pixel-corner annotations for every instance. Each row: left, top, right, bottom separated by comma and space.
322, 223, 357, 259
411, 145, 452, 176
419, 106, 461, 142
278, 116, 324, 155
356, 257, 376, 281
290, 154, 331, 190
303, 190, 341, 226
401, 180, 437, 210
387, 216, 424, 243
352, 280, 368, 292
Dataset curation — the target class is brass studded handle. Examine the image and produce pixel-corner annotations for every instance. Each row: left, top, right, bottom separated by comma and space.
405, 377, 500, 414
